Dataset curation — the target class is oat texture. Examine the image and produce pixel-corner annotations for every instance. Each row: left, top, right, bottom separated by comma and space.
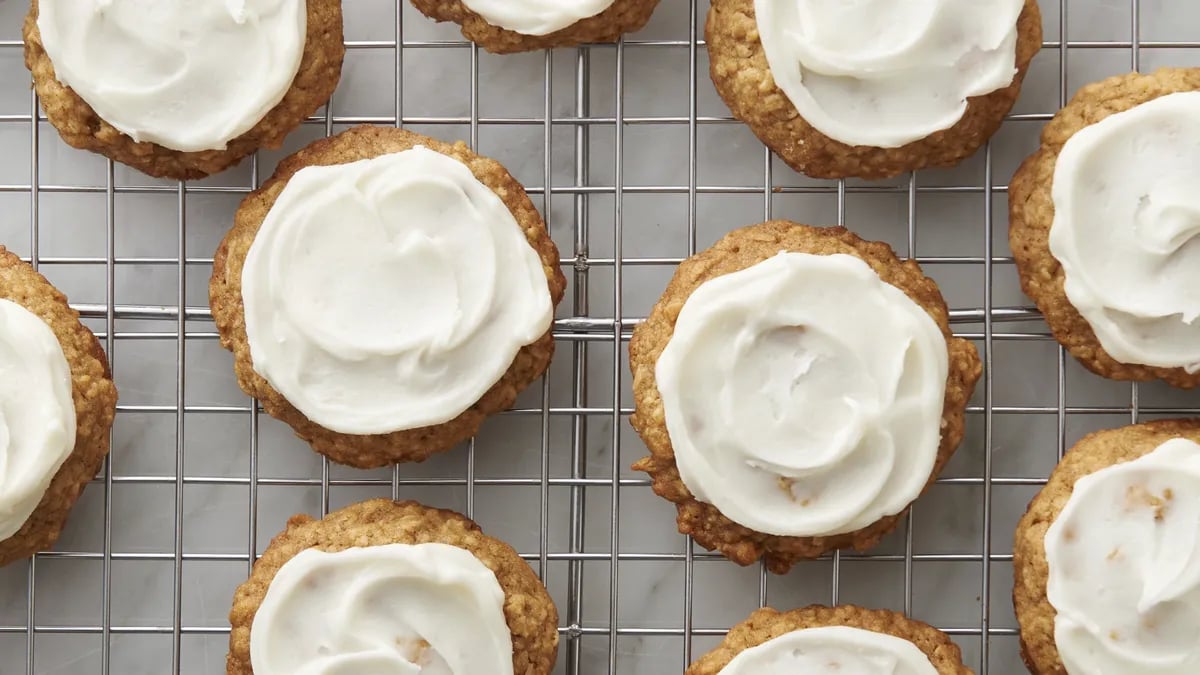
629, 221, 982, 573
688, 605, 972, 674
1009, 67, 1200, 388
23, 0, 344, 180
410, 0, 660, 53
1012, 418, 1200, 675
226, 498, 559, 674
210, 125, 566, 468
705, 0, 1042, 179
0, 247, 117, 566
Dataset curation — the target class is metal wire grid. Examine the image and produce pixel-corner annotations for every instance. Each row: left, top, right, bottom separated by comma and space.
0, 0, 1197, 673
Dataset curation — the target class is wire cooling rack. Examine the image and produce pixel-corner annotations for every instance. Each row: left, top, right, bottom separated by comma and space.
1, 0, 1199, 673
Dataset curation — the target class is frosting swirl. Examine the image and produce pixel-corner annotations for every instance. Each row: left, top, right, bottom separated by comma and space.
241, 145, 554, 435
0, 299, 76, 540
250, 543, 514, 675
656, 252, 948, 537
36, 0, 306, 152
459, 0, 616, 36
719, 626, 937, 675
1044, 437, 1200, 674
1049, 92, 1200, 372
754, 0, 1023, 147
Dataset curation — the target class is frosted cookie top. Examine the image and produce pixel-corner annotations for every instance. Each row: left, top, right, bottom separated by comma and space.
1049, 92, 1200, 372
754, 0, 1023, 147
718, 625, 937, 675
655, 252, 948, 537
460, 0, 615, 36
1044, 437, 1200, 674
36, 0, 306, 152
241, 145, 554, 435
250, 543, 514, 674
0, 299, 76, 540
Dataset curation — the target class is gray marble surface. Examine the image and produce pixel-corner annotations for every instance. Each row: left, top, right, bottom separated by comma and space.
0, 0, 1199, 673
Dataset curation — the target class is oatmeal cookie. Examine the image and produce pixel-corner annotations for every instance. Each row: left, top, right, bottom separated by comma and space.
1012, 419, 1200, 675
705, 0, 1041, 179
630, 221, 980, 573
410, 0, 660, 54
24, 0, 344, 180
689, 605, 970, 674
210, 125, 565, 468
0, 247, 117, 566
1009, 68, 1200, 388
227, 498, 558, 674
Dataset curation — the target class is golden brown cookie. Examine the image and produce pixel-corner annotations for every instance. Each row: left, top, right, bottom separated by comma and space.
410, 0, 660, 54
23, 0, 344, 180
629, 221, 981, 573
1012, 418, 1200, 675
210, 125, 565, 468
0, 247, 117, 567
689, 605, 971, 674
1009, 68, 1200, 388
705, 0, 1041, 180
227, 498, 559, 674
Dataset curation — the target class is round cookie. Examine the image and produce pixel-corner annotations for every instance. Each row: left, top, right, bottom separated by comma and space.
689, 605, 970, 674
1013, 419, 1200, 675
0, 246, 117, 566
1009, 68, 1200, 388
227, 498, 559, 674
705, 0, 1042, 180
630, 221, 981, 573
410, 0, 660, 54
24, 0, 344, 180
210, 125, 565, 468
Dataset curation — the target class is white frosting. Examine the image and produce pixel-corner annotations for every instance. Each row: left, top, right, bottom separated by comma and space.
0, 299, 76, 541
657, 252, 949, 537
459, 0, 615, 36
250, 543, 514, 675
36, 0, 306, 152
719, 626, 937, 675
1044, 438, 1200, 675
754, 0, 1023, 147
1048, 92, 1200, 373
242, 145, 554, 436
